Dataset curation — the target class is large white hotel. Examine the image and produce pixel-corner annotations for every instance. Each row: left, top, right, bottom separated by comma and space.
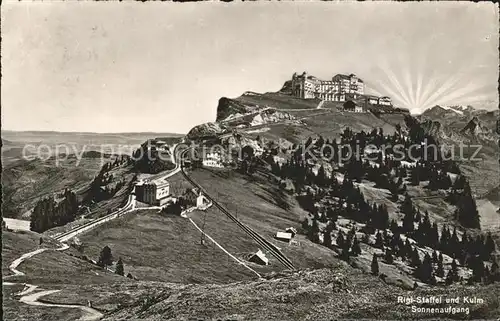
290, 71, 392, 106
290, 72, 365, 101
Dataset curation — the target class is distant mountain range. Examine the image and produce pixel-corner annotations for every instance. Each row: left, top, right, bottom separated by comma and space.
2, 130, 184, 137
419, 104, 498, 142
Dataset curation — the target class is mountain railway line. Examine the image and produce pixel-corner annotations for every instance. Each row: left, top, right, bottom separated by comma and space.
179, 150, 295, 270
53, 194, 135, 242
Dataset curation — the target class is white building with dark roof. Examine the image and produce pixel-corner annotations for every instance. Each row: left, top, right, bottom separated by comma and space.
365, 94, 380, 105
202, 151, 223, 168
379, 96, 393, 106
275, 232, 293, 242
248, 249, 269, 265
135, 178, 171, 206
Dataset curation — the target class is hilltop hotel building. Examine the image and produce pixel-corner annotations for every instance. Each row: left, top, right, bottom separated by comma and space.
290, 72, 393, 107
291, 72, 365, 101
136, 179, 171, 206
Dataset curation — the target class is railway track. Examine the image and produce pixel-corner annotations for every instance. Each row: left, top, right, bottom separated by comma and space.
179, 151, 295, 270
54, 195, 134, 242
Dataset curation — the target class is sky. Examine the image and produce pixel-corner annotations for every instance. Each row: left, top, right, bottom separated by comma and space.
2, 2, 498, 134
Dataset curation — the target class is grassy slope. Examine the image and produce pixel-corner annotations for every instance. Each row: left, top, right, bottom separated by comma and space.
457, 144, 499, 197
84, 163, 138, 220
1, 230, 103, 321
234, 92, 321, 110
418, 109, 499, 198
1, 157, 105, 219
249, 122, 315, 145
290, 109, 400, 140
78, 209, 265, 284
2, 131, 184, 219
2, 230, 42, 276
2, 283, 82, 321
2, 231, 128, 319
300, 109, 398, 137
438, 136, 500, 245
242, 109, 405, 146
189, 168, 343, 270
101, 266, 500, 320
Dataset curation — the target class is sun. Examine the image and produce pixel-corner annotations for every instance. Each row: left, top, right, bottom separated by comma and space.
364, 49, 493, 113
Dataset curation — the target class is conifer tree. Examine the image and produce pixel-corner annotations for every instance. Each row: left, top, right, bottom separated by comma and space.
436, 256, 444, 278
384, 249, 394, 264
440, 225, 450, 253
445, 258, 460, 284
390, 220, 399, 234
115, 258, 124, 276
415, 209, 422, 223
432, 250, 438, 264
490, 260, 499, 282
375, 230, 384, 249
484, 232, 496, 260
316, 165, 327, 187
323, 223, 333, 248
379, 204, 389, 230
371, 254, 379, 275
410, 166, 421, 186
336, 231, 345, 249
97, 245, 113, 270
430, 222, 439, 249
403, 238, 412, 260
450, 227, 460, 258
351, 237, 362, 256
402, 195, 415, 233
382, 230, 390, 247
326, 207, 338, 222
309, 217, 320, 244
418, 253, 433, 283
471, 256, 485, 282
454, 189, 480, 229
411, 248, 421, 268
445, 269, 454, 285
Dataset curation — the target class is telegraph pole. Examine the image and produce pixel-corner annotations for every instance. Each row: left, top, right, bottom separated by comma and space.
200, 211, 207, 246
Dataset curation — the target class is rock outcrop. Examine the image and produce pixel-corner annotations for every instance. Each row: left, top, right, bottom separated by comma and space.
216, 97, 256, 122
420, 120, 446, 139
460, 116, 494, 141
187, 122, 227, 139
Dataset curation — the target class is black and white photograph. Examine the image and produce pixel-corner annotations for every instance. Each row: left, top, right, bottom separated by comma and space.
1, 2, 499, 320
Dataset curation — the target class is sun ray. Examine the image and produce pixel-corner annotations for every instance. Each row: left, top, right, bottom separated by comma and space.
364, 84, 384, 97
414, 70, 425, 108
378, 59, 414, 108
424, 76, 468, 106
419, 72, 471, 109
398, 50, 418, 108
418, 55, 483, 109
375, 79, 413, 108
433, 83, 493, 106
376, 72, 412, 108
365, 66, 411, 107
412, 42, 430, 108
402, 64, 416, 107
417, 70, 441, 108
448, 93, 496, 105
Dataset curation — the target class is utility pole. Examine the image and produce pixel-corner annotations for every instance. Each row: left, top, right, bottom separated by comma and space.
200, 211, 207, 246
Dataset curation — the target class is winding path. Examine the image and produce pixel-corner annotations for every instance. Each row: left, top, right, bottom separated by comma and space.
2, 150, 186, 320
4, 243, 103, 320
19, 288, 103, 321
